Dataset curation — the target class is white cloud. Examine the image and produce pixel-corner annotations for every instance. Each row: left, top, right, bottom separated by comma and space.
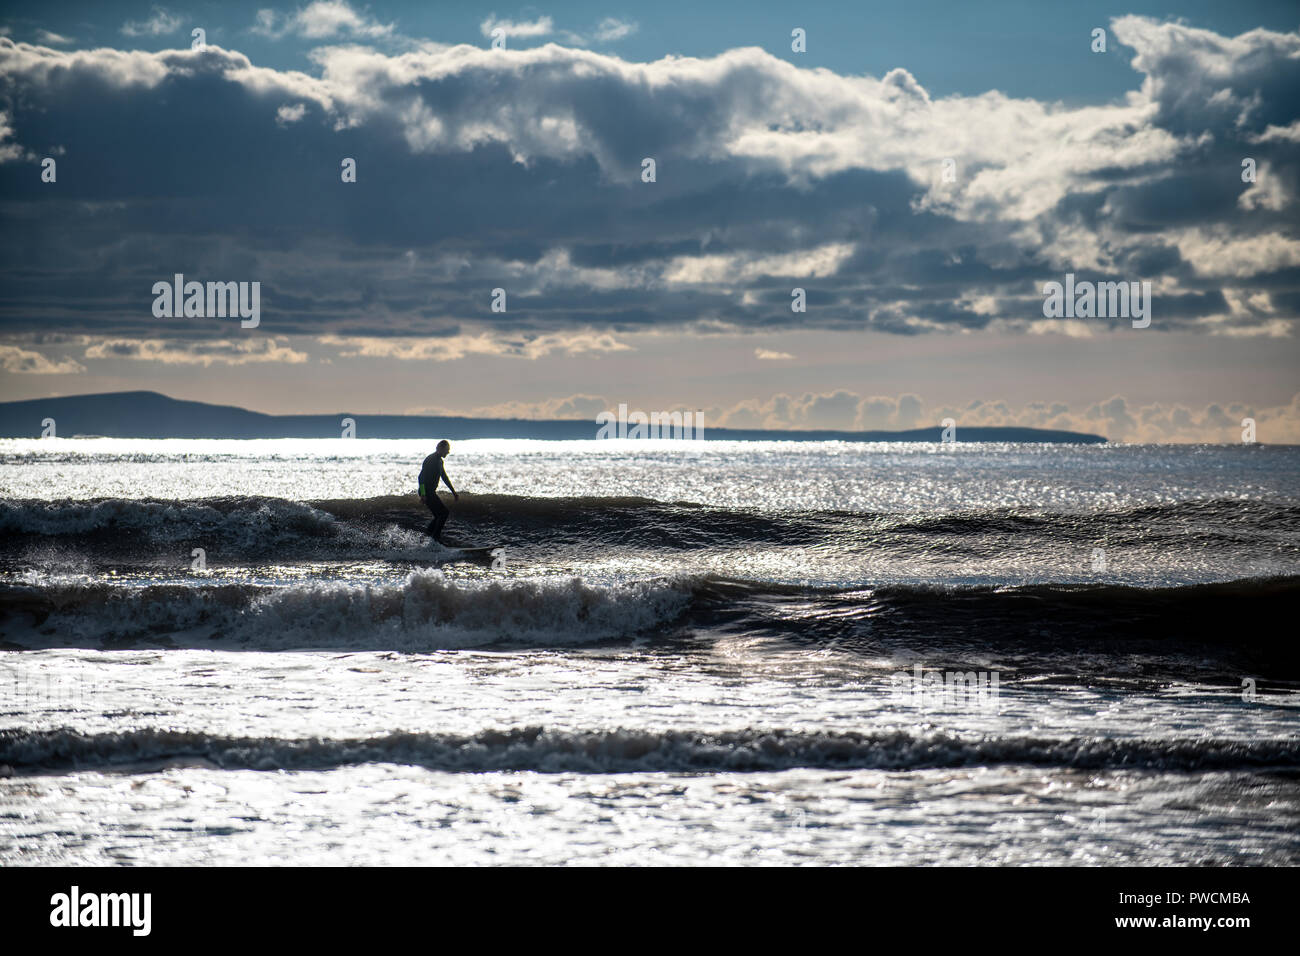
715, 389, 1300, 442
479, 15, 554, 39
592, 18, 636, 43
718, 391, 924, 431
83, 338, 309, 366
1023, 319, 1095, 338
254, 2, 394, 41
276, 103, 308, 124
665, 243, 854, 285
0, 344, 85, 374
121, 6, 182, 38
437, 393, 613, 420
251, 9, 278, 37
34, 30, 73, 46
0, 110, 35, 162
0, 13, 1294, 351
755, 348, 794, 360
1237, 161, 1289, 211
1199, 317, 1293, 338
1172, 228, 1300, 278
1253, 121, 1300, 143
320, 329, 631, 361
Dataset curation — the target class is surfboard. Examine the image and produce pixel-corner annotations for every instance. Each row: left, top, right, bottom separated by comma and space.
440, 542, 505, 564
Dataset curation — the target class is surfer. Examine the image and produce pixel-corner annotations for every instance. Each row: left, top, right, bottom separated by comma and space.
418, 439, 459, 543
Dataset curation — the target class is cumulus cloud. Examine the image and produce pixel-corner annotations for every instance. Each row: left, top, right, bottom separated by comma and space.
710, 389, 1300, 442
437, 393, 614, 420
718, 391, 925, 431
0, 14, 1295, 392
83, 337, 309, 366
319, 330, 630, 361
0, 344, 85, 374
34, 31, 73, 46
1172, 228, 1300, 278
412, 386, 1300, 441
928, 392, 1300, 443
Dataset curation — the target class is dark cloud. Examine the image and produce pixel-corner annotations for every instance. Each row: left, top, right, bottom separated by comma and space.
0, 15, 1296, 349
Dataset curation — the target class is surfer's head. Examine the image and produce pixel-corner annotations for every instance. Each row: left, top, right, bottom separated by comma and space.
436, 439, 451, 456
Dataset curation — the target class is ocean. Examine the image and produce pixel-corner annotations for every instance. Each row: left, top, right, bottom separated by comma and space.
1, 438, 1297, 865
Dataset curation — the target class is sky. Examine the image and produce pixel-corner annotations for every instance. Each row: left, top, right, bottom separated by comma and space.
0, 0, 1298, 441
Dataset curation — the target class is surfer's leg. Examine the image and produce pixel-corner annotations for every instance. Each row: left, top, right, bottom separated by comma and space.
427, 495, 449, 541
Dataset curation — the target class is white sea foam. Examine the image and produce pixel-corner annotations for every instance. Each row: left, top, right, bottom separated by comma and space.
3, 726, 1294, 774
2, 570, 695, 650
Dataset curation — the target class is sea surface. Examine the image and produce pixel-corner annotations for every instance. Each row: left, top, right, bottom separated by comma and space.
1, 438, 1298, 865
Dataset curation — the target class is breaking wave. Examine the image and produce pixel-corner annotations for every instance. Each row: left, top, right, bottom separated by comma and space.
0, 571, 694, 650
3, 726, 1296, 774
2, 573, 1297, 675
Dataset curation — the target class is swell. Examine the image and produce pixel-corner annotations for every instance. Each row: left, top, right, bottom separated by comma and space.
2, 574, 1297, 675
693, 575, 1300, 677
2, 494, 1297, 562
3, 726, 1296, 775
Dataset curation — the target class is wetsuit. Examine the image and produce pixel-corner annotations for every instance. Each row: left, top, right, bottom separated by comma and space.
418, 453, 451, 541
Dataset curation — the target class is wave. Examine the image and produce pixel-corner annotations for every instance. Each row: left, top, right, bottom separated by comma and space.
320, 495, 1300, 559
0, 495, 364, 554
0, 571, 693, 650
3, 494, 1296, 563
3, 726, 1296, 774
3, 574, 1297, 675
695, 575, 1300, 677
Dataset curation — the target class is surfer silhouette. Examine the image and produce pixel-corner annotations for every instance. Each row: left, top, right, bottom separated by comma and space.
418, 439, 458, 543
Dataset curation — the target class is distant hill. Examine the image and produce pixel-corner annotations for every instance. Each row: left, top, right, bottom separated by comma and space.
0, 391, 1107, 443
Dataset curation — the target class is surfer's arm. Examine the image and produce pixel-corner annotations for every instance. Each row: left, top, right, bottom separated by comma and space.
441, 466, 458, 498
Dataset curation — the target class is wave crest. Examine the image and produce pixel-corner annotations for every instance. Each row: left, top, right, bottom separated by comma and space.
0, 571, 693, 649
3, 726, 1295, 774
